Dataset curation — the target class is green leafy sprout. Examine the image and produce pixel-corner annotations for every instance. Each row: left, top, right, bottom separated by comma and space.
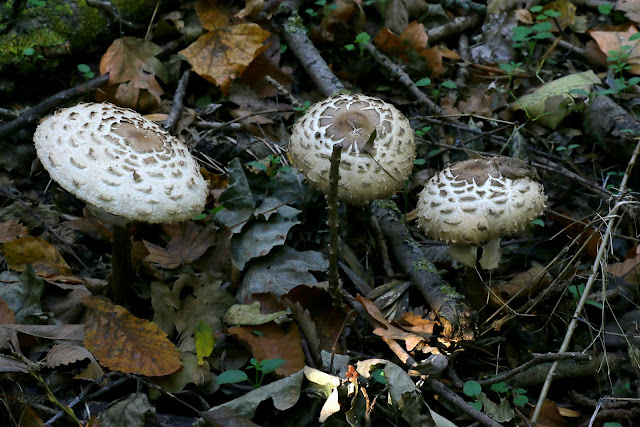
568, 283, 603, 309
415, 78, 457, 100
512, 6, 561, 62
463, 380, 528, 413
217, 358, 286, 388
77, 64, 95, 80
345, 32, 372, 54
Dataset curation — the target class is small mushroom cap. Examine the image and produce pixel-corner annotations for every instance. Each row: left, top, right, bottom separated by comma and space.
34, 103, 208, 223
417, 158, 546, 246
289, 94, 416, 204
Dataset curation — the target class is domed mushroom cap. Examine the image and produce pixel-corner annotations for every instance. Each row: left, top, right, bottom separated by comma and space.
417, 158, 546, 245
289, 94, 416, 204
34, 103, 208, 223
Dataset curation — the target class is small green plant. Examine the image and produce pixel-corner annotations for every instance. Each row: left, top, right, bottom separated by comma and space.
77, 64, 95, 80
345, 32, 371, 54
568, 283, 603, 309
248, 155, 292, 177
598, 3, 613, 15
498, 61, 523, 89
293, 100, 312, 112
414, 125, 431, 138
217, 358, 286, 388
305, 0, 337, 18
415, 78, 457, 100
512, 6, 561, 62
463, 380, 528, 422
27, 0, 46, 7
22, 47, 35, 56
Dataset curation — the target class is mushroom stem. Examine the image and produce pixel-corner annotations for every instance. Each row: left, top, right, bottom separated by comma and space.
110, 224, 133, 306
327, 143, 343, 309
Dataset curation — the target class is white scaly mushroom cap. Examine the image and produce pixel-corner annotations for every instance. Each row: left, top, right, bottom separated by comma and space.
417, 158, 546, 269
34, 102, 208, 223
289, 94, 416, 204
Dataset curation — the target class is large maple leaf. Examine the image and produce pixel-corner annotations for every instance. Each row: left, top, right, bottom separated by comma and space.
179, 0, 270, 94
99, 37, 169, 109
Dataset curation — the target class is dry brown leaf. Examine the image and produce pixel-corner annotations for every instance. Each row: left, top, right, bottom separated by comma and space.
235, 0, 264, 19
616, 0, 640, 24
374, 21, 444, 76
2, 236, 71, 276
180, 1, 270, 94
227, 322, 305, 377
0, 299, 16, 324
607, 245, 640, 285
144, 222, 217, 269
356, 295, 425, 351
488, 265, 552, 309
589, 26, 640, 74
1, 324, 84, 341
46, 343, 93, 368
99, 37, 169, 109
550, 213, 601, 259
84, 296, 181, 376
19, 406, 44, 427
0, 220, 28, 243
530, 399, 568, 427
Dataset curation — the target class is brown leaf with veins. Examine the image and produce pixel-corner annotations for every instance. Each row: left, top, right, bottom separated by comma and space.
374, 21, 444, 76
99, 37, 169, 109
84, 296, 181, 376
144, 222, 217, 269
2, 236, 71, 276
180, 1, 270, 95
227, 322, 305, 377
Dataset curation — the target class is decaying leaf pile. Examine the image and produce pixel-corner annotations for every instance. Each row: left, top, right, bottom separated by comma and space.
1, 0, 640, 425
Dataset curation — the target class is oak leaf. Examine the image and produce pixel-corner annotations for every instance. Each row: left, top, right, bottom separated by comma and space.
180, 1, 270, 94
83, 296, 181, 376
2, 236, 71, 276
99, 37, 169, 109
0, 220, 28, 243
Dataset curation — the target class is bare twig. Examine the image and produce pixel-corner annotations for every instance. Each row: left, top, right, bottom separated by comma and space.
531, 138, 640, 423
163, 69, 191, 133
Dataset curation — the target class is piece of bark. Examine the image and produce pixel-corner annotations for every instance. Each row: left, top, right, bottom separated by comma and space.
369, 200, 476, 340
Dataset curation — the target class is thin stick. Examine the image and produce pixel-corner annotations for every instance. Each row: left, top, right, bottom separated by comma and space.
163, 69, 191, 132
531, 138, 640, 423
327, 144, 343, 309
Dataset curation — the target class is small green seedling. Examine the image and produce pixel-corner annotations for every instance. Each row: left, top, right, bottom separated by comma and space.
247, 155, 292, 177
345, 32, 371, 54
415, 78, 457, 100
568, 283, 603, 309
77, 64, 95, 80
512, 6, 561, 62
217, 358, 286, 388
293, 100, 312, 112
463, 380, 528, 421
306, 0, 337, 18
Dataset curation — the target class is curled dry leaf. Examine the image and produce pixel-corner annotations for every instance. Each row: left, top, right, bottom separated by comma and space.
488, 265, 553, 309
83, 296, 181, 376
46, 343, 94, 368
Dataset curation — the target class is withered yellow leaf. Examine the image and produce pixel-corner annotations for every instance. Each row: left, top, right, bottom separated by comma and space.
84, 296, 181, 376
2, 236, 71, 276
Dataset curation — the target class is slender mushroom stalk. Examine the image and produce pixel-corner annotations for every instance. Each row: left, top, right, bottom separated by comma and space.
34, 103, 208, 306
289, 94, 416, 306
417, 157, 546, 270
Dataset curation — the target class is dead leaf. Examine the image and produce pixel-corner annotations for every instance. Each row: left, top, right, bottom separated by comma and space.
83, 296, 181, 376
144, 222, 217, 269
46, 343, 94, 368
0, 220, 28, 243
0, 299, 16, 324
374, 21, 444, 76
589, 26, 640, 74
357, 295, 425, 351
99, 37, 169, 109
19, 406, 44, 427
236, 0, 264, 19
228, 322, 305, 377
488, 265, 552, 309
530, 399, 568, 427
607, 245, 640, 286
180, 1, 270, 94
616, 0, 640, 23
2, 236, 71, 276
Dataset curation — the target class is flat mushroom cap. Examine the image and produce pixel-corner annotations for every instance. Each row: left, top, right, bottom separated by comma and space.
417, 158, 546, 245
34, 102, 208, 223
289, 94, 416, 204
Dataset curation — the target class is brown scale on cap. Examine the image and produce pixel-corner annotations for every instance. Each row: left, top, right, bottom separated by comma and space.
289, 94, 416, 204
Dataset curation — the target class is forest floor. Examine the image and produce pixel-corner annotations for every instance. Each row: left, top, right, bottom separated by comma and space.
1, 0, 640, 426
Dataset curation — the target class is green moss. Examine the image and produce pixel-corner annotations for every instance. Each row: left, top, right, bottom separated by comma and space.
0, 0, 108, 73
438, 283, 462, 299
372, 199, 401, 214
413, 258, 438, 274
111, 0, 153, 21
285, 14, 307, 34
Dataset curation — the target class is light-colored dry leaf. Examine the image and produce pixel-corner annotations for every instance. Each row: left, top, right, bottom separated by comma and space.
617, 0, 640, 24
84, 296, 181, 376
488, 265, 552, 309
144, 222, 217, 269
0, 220, 28, 243
590, 26, 640, 74
2, 236, 71, 276
607, 245, 640, 285
46, 344, 93, 368
180, 11, 270, 95
236, 0, 264, 19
